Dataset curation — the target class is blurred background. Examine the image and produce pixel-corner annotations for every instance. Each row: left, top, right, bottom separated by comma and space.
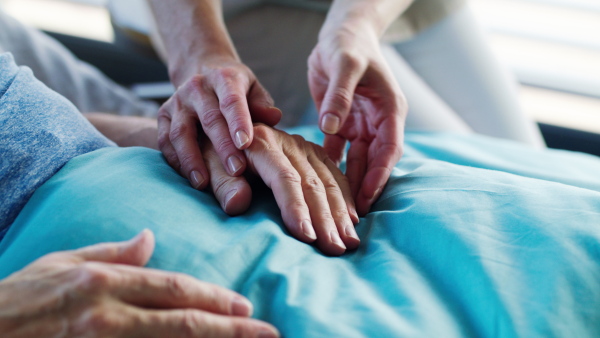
1, 0, 599, 136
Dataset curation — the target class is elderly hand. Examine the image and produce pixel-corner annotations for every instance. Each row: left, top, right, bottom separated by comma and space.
202, 124, 360, 256
0, 230, 279, 338
157, 57, 282, 191
308, 5, 408, 216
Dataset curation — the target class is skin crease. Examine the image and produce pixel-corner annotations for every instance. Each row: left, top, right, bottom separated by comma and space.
0, 230, 280, 338
147, 0, 412, 249
0, 113, 361, 336
85, 114, 358, 254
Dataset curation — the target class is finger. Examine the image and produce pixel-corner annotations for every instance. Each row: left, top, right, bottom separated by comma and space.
184, 81, 247, 177
104, 264, 253, 317
247, 82, 282, 127
64, 229, 155, 266
284, 136, 346, 256
318, 55, 365, 135
356, 117, 404, 216
322, 133, 346, 166
307, 50, 327, 113
157, 109, 181, 171
212, 76, 254, 150
307, 148, 360, 250
244, 126, 315, 244
345, 139, 369, 204
202, 140, 252, 215
323, 156, 359, 224
169, 106, 210, 190
133, 308, 279, 338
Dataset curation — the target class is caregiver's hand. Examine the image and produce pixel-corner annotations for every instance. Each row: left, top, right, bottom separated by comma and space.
308, 0, 410, 216
148, 0, 281, 190
0, 230, 279, 338
157, 57, 282, 190
202, 124, 360, 256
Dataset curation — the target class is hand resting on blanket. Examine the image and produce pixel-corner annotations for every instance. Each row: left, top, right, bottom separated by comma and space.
0, 230, 279, 338
85, 114, 360, 255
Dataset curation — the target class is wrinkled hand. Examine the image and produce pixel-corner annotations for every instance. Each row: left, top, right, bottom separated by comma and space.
0, 230, 279, 338
158, 57, 282, 191
308, 26, 407, 216
202, 124, 360, 256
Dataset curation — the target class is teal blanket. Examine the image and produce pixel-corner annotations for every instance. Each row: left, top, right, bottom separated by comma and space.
1, 128, 599, 337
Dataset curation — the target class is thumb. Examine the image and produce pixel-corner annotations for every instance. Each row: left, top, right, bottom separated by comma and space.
248, 82, 282, 126
70, 229, 155, 267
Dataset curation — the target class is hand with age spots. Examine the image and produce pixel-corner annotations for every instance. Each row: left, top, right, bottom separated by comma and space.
202, 124, 361, 256
0, 230, 279, 338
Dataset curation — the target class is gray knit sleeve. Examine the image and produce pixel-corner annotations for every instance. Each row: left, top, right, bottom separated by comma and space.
0, 53, 115, 239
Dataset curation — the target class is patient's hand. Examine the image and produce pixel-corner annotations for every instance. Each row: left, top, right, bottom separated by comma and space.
0, 230, 279, 338
201, 124, 360, 256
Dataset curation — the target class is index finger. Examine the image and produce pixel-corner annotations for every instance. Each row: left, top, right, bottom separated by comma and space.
355, 116, 404, 216
108, 264, 253, 317
213, 75, 254, 150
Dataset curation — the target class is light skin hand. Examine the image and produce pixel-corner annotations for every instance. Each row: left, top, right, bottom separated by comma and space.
148, 0, 282, 190
0, 230, 279, 338
156, 58, 282, 191
202, 124, 360, 256
86, 116, 359, 255
309, 0, 410, 216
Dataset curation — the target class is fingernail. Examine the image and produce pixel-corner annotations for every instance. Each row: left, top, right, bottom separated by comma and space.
225, 189, 238, 207
329, 231, 346, 250
345, 224, 359, 241
321, 113, 340, 134
235, 130, 250, 149
301, 220, 317, 241
231, 297, 253, 317
191, 171, 205, 189
258, 329, 279, 338
227, 155, 243, 174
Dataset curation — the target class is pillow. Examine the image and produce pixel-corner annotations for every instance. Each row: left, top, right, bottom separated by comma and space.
1, 129, 599, 337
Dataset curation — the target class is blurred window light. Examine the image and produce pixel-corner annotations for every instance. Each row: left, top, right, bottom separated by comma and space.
0, 0, 113, 42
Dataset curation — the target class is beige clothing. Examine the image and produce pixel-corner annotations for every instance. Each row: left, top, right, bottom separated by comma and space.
220, 0, 467, 42
385, 0, 467, 42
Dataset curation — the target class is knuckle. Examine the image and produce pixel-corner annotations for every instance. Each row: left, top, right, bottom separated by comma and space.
77, 308, 117, 335
216, 67, 239, 80
165, 274, 190, 300
231, 319, 254, 338
277, 168, 301, 186
252, 123, 272, 140
301, 175, 325, 194
332, 208, 351, 222
188, 74, 207, 92
177, 152, 199, 173
291, 134, 306, 147
327, 87, 353, 109
169, 123, 191, 144
220, 94, 245, 112
199, 108, 223, 132
321, 177, 340, 192
75, 263, 113, 291
180, 310, 204, 336
339, 52, 362, 69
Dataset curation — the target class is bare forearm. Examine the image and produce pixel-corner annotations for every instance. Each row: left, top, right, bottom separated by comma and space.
321, 0, 413, 39
147, 0, 239, 85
